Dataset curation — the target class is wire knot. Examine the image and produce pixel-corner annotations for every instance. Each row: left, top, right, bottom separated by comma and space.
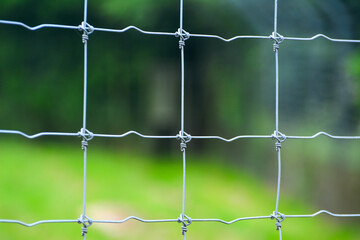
271, 131, 286, 143
78, 128, 94, 149
81, 140, 88, 150
177, 131, 192, 143
78, 21, 94, 43
270, 211, 285, 231
77, 215, 93, 236
82, 34, 89, 43
78, 128, 94, 141
270, 32, 284, 51
177, 131, 192, 151
177, 214, 192, 235
275, 142, 282, 151
272, 131, 286, 151
175, 28, 190, 49
81, 226, 87, 236
180, 142, 187, 151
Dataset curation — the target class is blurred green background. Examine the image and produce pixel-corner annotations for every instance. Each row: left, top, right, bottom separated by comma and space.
0, 0, 360, 239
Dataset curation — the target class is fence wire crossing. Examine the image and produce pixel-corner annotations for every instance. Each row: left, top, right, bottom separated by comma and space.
1, 0, 360, 239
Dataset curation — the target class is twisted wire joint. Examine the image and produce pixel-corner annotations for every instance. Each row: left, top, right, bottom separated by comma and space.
77, 215, 93, 236
177, 214, 192, 235
175, 28, 190, 49
78, 128, 94, 149
270, 211, 285, 231
177, 131, 192, 151
270, 32, 284, 51
78, 21, 94, 43
271, 131, 286, 151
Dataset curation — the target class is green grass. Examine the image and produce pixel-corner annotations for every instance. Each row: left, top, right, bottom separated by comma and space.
0, 139, 358, 239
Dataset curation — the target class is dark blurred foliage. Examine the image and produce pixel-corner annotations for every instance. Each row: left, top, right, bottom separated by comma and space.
0, 0, 268, 135
1, 0, 360, 214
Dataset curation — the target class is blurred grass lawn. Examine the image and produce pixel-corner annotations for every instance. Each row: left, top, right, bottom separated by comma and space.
0, 139, 359, 240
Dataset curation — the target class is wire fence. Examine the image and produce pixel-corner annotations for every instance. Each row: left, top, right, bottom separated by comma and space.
1, 0, 360, 239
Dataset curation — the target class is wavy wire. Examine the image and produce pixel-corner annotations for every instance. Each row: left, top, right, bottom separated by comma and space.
1, 20, 360, 43
1, 210, 359, 227
1, 129, 360, 141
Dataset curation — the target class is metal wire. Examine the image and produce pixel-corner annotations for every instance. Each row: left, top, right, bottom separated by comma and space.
2, 20, 360, 44
178, 0, 189, 238
3, 130, 360, 141
283, 34, 360, 43
1, 209, 359, 226
0, 219, 79, 227
78, 0, 90, 239
0, 0, 360, 239
272, 2, 284, 238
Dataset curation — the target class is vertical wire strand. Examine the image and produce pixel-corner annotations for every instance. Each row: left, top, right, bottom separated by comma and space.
180, 42, 187, 240
82, 24, 88, 222
274, 0, 279, 135
275, 149, 281, 214
179, 1, 187, 239
182, 150, 187, 240
274, 41, 281, 215
181, 47, 185, 135
275, 47, 279, 135
82, 0, 88, 130
179, 0, 185, 136
82, 148, 88, 240
81, 1, 89, 238
182, 150, 186, 217
279, 228, 282, 240
179, 0, 183, 31
274, 0, 278, 35
181, 49, 187, 240
83, 0, 88, 24
273, 0, 283, 238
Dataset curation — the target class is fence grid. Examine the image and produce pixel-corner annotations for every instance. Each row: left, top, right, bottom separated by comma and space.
1, 0, 360, 239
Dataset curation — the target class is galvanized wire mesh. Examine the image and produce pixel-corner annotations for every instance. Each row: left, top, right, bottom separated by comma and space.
1, 0, 360, 239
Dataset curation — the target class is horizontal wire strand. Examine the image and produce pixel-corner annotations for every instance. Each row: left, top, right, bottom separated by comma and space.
191, 135, 272, 141
284, 34, 360, 43
286, 132, 360, 139
93, 26, 175, 36
189, 33, 270, 42
1, 20, 360, 43
1, 210, 359, 227
2, 130, 360, 140
0, 130, 79, 138
93, 131, 178, 139
0, 219, 78, 227
285, 210, 360, 218
0, 20, 78, 30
